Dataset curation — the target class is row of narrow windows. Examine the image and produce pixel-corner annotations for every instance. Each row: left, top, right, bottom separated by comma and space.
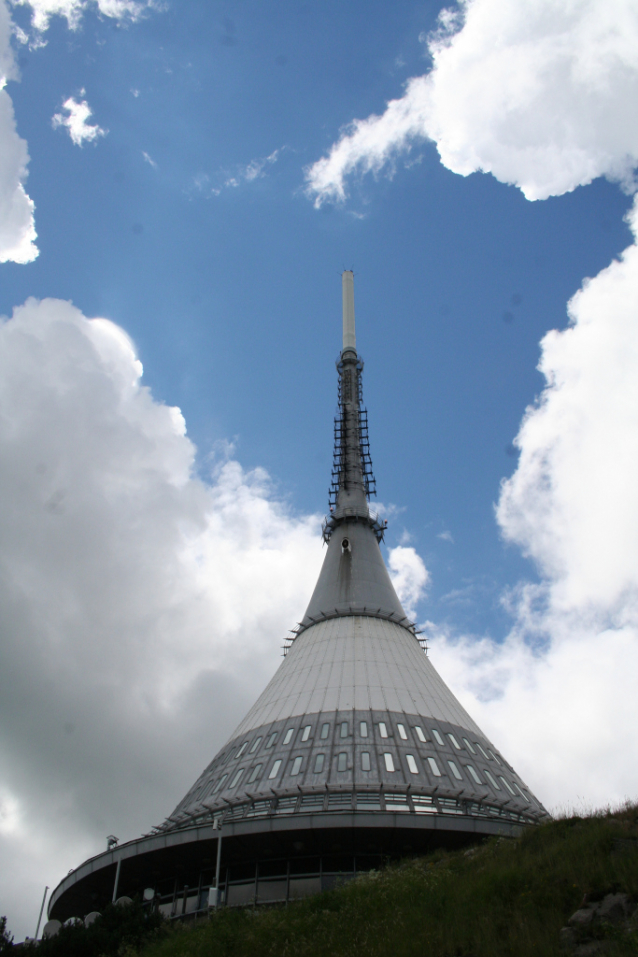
219, 722, 505, 767
204, 752, 529, 803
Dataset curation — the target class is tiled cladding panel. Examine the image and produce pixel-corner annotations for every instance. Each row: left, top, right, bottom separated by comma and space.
230, 617, 482, 739
166, 708, 548, 827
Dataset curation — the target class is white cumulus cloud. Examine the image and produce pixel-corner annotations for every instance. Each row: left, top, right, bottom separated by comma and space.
0, 0, 157, 265
388, 544, 429, 619
12, 0, 154, 35
430, 614, 638, 813
497, 198, 638, 615
428, 197, 638, 814
0, 0, 37, 263
0, 297, 323, 939
306, 0, 638, 205
473, 197, 638, 811
52, 90, 107, 145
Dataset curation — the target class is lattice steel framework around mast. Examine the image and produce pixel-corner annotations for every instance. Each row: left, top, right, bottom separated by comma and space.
329, 355, 376, 511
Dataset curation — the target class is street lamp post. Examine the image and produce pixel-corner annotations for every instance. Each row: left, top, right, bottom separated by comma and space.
34, 886, 48, 940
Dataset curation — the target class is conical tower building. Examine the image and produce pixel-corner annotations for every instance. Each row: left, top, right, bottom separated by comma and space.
48, 273, 547, 923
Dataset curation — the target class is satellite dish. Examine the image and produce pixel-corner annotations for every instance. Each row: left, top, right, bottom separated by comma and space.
84, 911, 101, 927
64, 917, 83, 927
42, 920, 61, 939
115, 896, 133, 907
143, 888, 155, 901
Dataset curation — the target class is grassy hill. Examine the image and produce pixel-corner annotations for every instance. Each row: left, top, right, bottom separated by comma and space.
136, 804, 638, 957
21, 804, 638, 957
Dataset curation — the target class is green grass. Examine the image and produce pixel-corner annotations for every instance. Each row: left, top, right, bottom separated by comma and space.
134, 805, 638, 957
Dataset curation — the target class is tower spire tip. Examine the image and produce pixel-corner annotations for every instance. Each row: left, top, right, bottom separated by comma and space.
342, 270, 356, 354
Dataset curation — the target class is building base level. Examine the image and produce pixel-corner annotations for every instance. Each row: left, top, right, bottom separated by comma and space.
50, 813, 527, 922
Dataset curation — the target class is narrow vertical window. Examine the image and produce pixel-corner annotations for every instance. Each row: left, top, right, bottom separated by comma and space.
447, 733, 461, 749
514, 783, 530, 802
314, 753, 324, 773
291, 756, 303, 776
249, 737, 262, 754
466, 765, 481, 784
361, 752, 371, 771
268, 759, 282, 780
340, 721, 348, 738
359, 721, 368, 737
236, 742, 248, 758
463, 738, 476, 753
283, 728, 294, 745
248, 764, 263, 783
383, 753, 395, 772
212, 774, 228, 794
337, 752, 347, 772
378, 722, 388, 738
500, 776, 516, 795
406, 754, 418, 774
476, 743, 490, 760
266, 732, 278, 749
397, 723, 408, 740
484, 769, 501, 790
427, 757, 441, 777
431, 729, 444, 746
229, 768, 245, 788
415, 726, 427, 743
489, 749, 502, 765
320, 723, 330, 739
447, 760, 462, 780
301, 725, 311, 742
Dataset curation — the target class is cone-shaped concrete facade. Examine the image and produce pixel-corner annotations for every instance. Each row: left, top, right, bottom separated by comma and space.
165, 273, 546, 831
48, 274, 547, 923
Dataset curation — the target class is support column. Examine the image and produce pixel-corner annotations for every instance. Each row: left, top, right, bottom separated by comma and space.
112, 859, 122, 903
214, 826, 223, 908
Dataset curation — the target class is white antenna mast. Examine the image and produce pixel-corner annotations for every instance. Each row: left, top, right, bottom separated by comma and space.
342, 270, 356, 353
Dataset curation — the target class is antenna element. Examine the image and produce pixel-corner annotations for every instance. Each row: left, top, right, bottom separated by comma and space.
342, 271, 356, 353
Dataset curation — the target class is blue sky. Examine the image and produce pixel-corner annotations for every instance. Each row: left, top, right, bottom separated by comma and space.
1, 0, 638, 940
2, 0, 632, 632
